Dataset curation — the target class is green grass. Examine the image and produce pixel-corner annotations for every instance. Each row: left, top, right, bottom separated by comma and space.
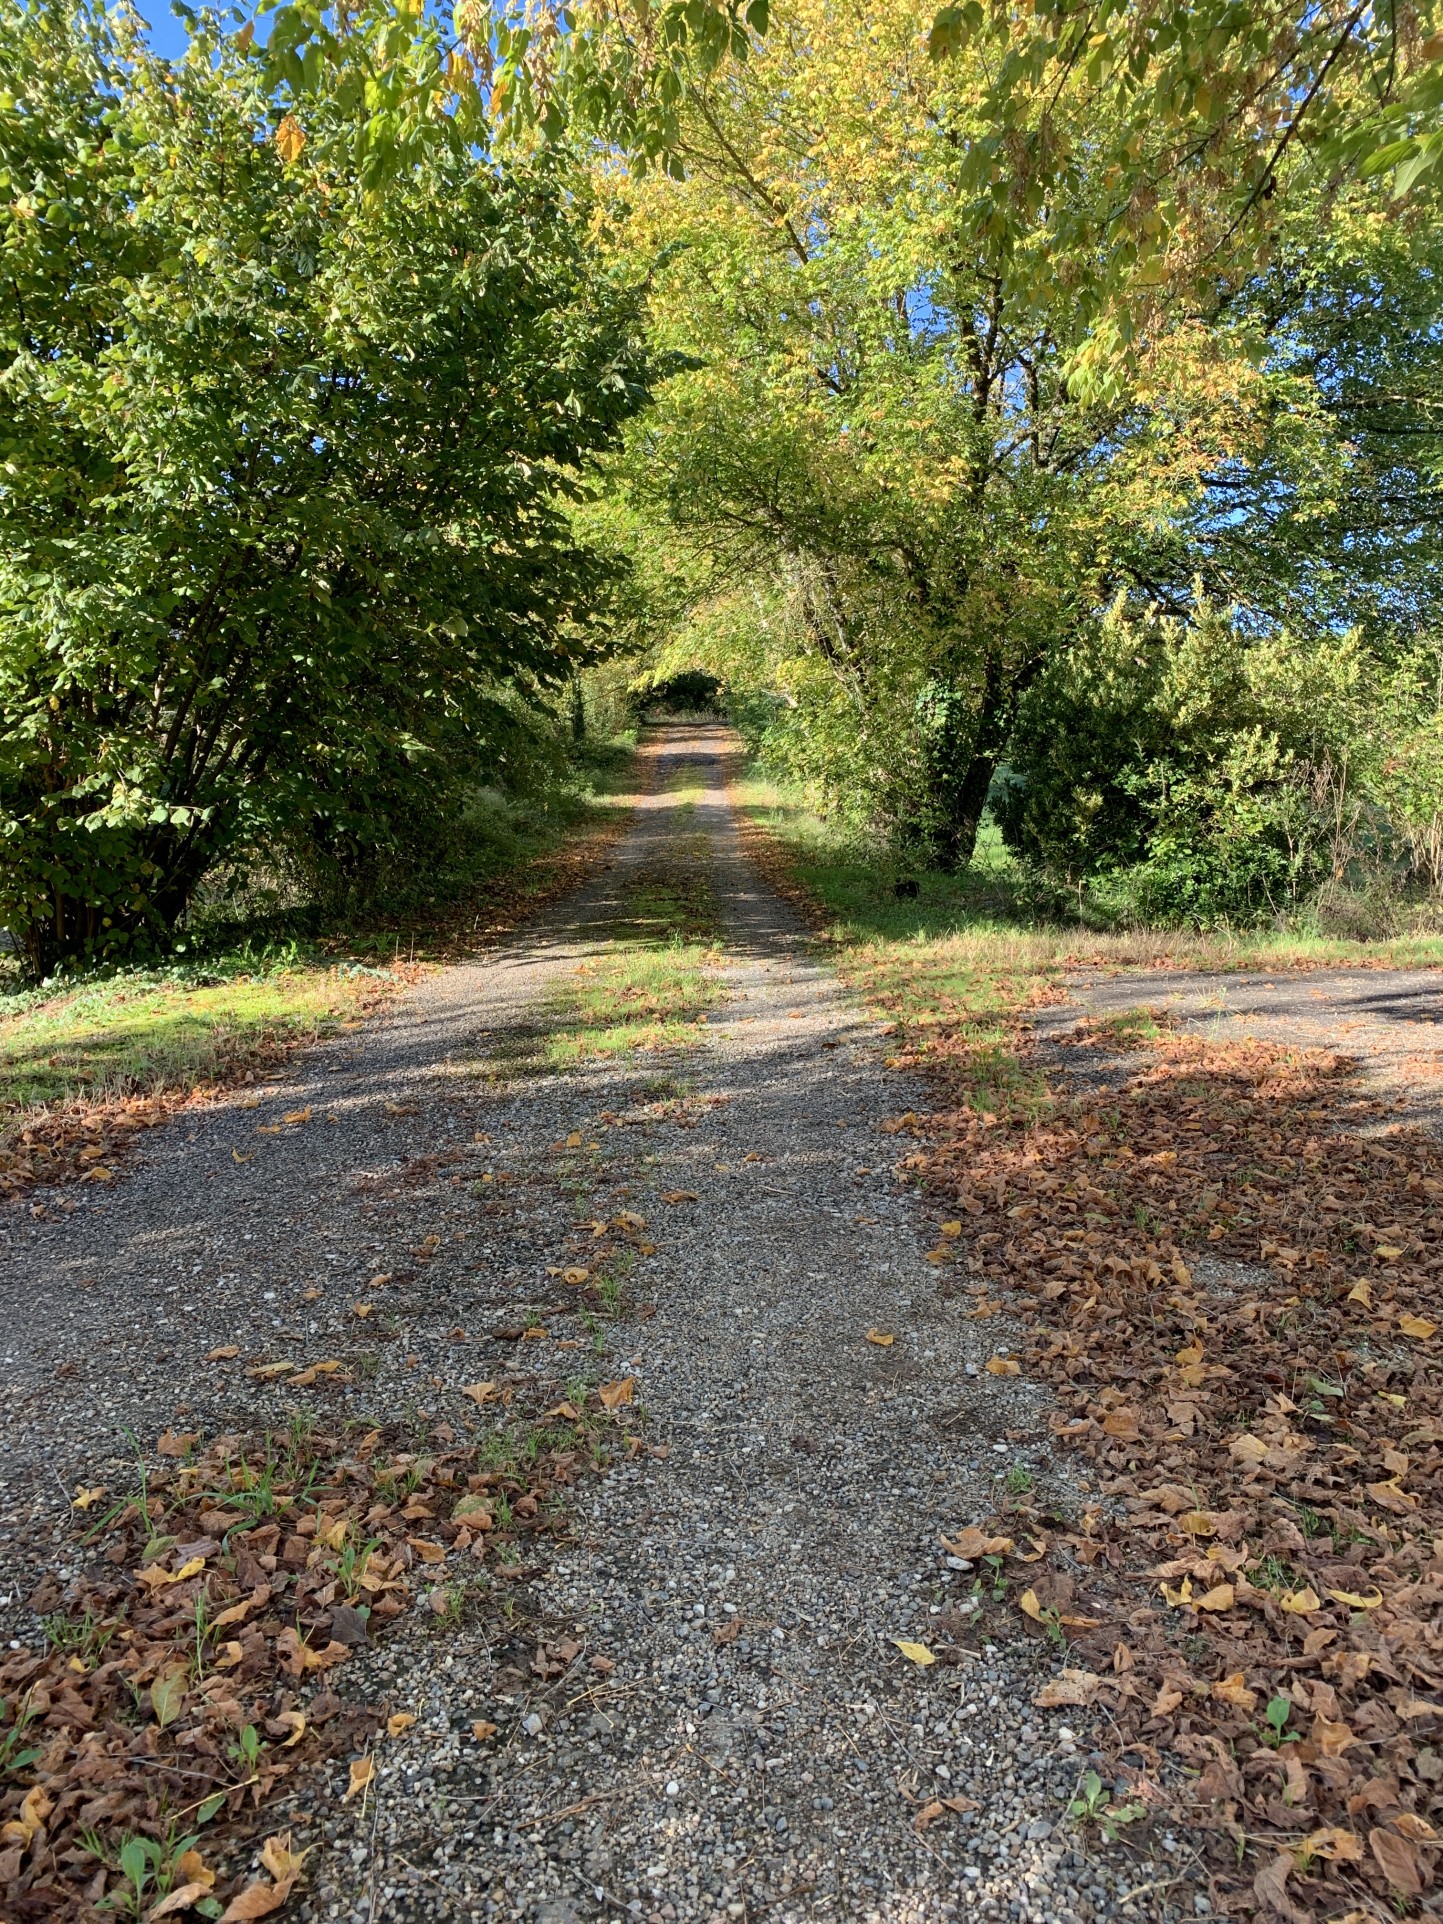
0, 948, 389, 1116
732, 767, 1443, 1112
0, 741, 647, 1140
540, 839, 727, 1067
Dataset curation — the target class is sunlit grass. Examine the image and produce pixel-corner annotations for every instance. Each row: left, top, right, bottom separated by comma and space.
731, 765, 1443, 1115
0, 955, 389, 1116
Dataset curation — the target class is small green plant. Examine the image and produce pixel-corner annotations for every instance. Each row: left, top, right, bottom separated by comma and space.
89, 1825, 223, 1920
43, 1606, 116, 1669
1068, 1770, 1146, 1842
1004, 1463, 1034, 1497
227, 1723, 262, 1779
0, 1693, 42, 1778
973, 1553, 1008, 1601
1259, 1694, 1299, 1748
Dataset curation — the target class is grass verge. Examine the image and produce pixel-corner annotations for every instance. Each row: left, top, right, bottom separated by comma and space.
1, 747, 645, 1200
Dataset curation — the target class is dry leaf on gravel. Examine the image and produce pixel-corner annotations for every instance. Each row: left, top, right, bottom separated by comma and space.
598, 1378, 635, 1409
865, 1328, 895, 1347
892, 1639, 936, 1666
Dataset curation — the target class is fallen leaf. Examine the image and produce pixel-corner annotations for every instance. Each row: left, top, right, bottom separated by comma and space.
1280, 1586, 1323, 1615
1034, 1668, 1101, 1708
661, 1190, 698, 1203
865, 1328, 896, 1347
1398, 1311, 1436, 1340
343, 1755, 375, 1802
1346, 1279, 1373, 1308
941, 1527, 1014, 1559
1195, 1584, 1236, 1612
407, 1538, 447, 1564
352, 1302, 374, 1319
232, 1150, 254, 1165
471, 1719, 498, 1741
1152, 1679, 1185, 1716
1211, 1672, 1258, 1712
150, 1666, 188, 1730
460, 1381, 498, 1405
545, 1402, 582, 1422
1228, 1433, 1270, 1464
598, 1378, 635, 1410
156, 1428, 199, 1457
70, 1485, 106, 1511
561, 1268, 590, 1286
1298, 1826, 1362, 1865
272, 1710, 307, 1748
387, 1713, 416, 1738
1326, 1586, 1384, 1610
893, 1639, 936, 1666
1369, 1826, 1423, 1895
136, 1556, 206, 1594
986, 1355, 1021, 1376
204, 1346, 240, 1362
259, 1834, 310, 1882
940, 1221, 962, 1238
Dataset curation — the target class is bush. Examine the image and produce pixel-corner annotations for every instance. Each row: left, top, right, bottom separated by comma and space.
0, 1, 651, 978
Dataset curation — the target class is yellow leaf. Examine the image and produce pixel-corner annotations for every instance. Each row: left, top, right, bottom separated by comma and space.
259, 1834, 309, 1882
282, 1107, 311, 1125
562, 1267, 590, 1285
343, 1755, 374, 1802
273, 1710, 307, 1749
1299, 1826, 1363, 1864
460, 1381, 498, 1405
565, 1131, 583, 1148
1211, 1672, 1258, 1712
893, 1639, 936, 1666
275, 113, 306, 164
598, 1378, 635, 1410
205, 1345, 240, 1361
407, 1537, 447, 1564
71, 1485, 106, 1511
1195, 1584, 1235, 1613
1018, 1588, 1045, 1622
136, 1555, 206, 1592
1178, 1510, 1216, 1537
352, 1302, 374, 1319
1326, 1587, 1383, 1610
1375, 1243, 1403, 1260
1346, 1279, 1373, 1308
471, 1719, 498, 1740
940, 1221, 962, 1238
865, 1328, 896, 1347
661, 1189, 698, 1203
232, 1150, 254, 1165
1280, 1587, 1322, 1615
545, 1402, 581, 1422
387, 1713, 417, 1738
1228, 1433, 1269, 1464
1398, 1312, 1436, 1340
986, 1356, 1021, 1376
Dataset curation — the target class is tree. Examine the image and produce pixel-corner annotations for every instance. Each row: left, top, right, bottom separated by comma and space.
0, 0, 652, 976
595, 0, 1379, 866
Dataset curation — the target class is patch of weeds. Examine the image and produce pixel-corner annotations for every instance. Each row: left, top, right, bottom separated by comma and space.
1068, 1770, 1147, 1843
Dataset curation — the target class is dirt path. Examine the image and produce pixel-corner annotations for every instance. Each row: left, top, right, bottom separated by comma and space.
6, 726, 1326, 1924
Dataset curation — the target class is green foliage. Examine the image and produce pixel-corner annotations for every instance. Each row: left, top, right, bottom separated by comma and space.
0, 0, 651, 978
999, 595, 1443, 929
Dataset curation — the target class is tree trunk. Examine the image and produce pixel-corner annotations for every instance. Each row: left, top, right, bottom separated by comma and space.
921, 648, 1042, 873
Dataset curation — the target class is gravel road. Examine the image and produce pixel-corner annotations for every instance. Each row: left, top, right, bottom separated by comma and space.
0, 727, 1187, 1924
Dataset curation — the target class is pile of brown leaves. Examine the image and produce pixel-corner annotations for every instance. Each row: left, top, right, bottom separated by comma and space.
0, 1094, 181, 1200
899, 1026, 1443, 1919
0, 1399, 624, 1921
